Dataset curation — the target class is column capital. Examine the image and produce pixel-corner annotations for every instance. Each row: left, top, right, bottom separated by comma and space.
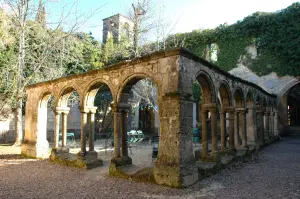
110, 103, 119, 113
222, 106, 235, 111
235, 108, 246, 113
55, 107, 70, 115
201, 103, 217, 111
79, 106, 90, 113
89, 106, 98, 114
264, 111, 270, 116
118, 103, 131, 113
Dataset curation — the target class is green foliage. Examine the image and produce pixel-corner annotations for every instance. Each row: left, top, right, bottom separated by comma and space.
166, 2, 300, 76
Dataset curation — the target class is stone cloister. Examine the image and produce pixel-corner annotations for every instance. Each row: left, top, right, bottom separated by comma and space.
21, 48, 278, 188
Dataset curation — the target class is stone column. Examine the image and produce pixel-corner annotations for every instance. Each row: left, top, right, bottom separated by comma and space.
88, 107, 97, 152
53, 110, 61, 149
228, 109, 235, 150
256, 109, 264, 145
210, 107, 217, 153
234, 110, 240, 149
154, 97, 198, 188
61, 109, 69, 149
264, 110, 270, 143
274, 109, 279, 137
239, 109, 247, 148
120, 110, 128, 157
79, 107, 89, 154
220, 109, 226, 152
111, 104, 120, 158
246, 106, 257, 146
271, 111, 275, 138
201, 110, 208, 158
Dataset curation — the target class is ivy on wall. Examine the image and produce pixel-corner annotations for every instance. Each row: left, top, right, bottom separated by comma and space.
166, 3, 300, 76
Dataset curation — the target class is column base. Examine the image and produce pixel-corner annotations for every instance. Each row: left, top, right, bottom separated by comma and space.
154, 160, 198, 188
110, 156, 132, 167
21, 139, 49, 159
50, 149, 103, 169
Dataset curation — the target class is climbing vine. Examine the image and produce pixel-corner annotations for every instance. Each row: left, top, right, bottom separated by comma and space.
166, 3, 300, 76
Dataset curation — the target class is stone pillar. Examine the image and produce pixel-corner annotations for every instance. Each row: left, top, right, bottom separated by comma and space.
201, 109, 208, 158
264, 110, 270, 143
246, 106, 257, 146
120, 110, 127, 157
79, 107, 89, 154
111, 104, 120, 158
61, 110, 69, 149
210, 107, 217, 153
234, 111, 240, 149
239, 109, 247, 148
154, 97, 198, 188
118, 103, 130, 160
271, 111, 275, 138
53, 110, 61, 149
227, 109, 235, 150
256, 109, 264, 145
220, 109, 226, 152
274, 109, 279, 137
88, 107, 97, 152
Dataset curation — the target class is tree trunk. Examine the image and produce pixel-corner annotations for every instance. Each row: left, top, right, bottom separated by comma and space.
14, 0, 26, 146
14, 97, 23, 146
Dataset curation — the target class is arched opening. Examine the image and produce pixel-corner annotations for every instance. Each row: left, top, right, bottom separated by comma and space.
56, 87, 80, 152
218, 82, 232, 151
118, 77, 159, 168
287, 84, 300, 128
234, 88, 246, 148
37, 92, 54, 155
84, 82, 114, 163
195, 72, 217, 160
277, 80, 300, 134
234, 88, 244, 108
245, 91, 255, 145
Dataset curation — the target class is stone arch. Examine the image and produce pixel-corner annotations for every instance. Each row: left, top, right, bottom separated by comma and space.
234, 87, 245, 108
38, 90, 54, 108
195, 71, 216, 104
57, 86, 80, 107
218, 81, 231, 107
277, 79, 300, 105
83, 79, 115, 107
117, 73, 161, 104
36, 90, 54, 148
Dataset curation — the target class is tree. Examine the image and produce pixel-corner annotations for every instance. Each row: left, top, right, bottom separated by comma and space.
0, 0, 103, 145
129, 0, 155, 57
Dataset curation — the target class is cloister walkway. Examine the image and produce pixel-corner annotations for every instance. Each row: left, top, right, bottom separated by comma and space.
1, 133, 299, 199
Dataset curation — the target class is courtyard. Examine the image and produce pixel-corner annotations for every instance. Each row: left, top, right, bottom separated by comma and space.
1, 133, 300, 199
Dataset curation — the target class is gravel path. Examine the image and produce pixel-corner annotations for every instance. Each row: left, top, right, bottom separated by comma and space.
1, 134, 300, 199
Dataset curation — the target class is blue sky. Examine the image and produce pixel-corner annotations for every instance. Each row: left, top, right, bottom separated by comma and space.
45, 0, 299, 42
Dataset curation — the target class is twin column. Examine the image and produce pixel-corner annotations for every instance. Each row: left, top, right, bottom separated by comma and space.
111, 103, 131, 159
79, 106, 97, 154
53, 106, 97, 154
201, 103, 217, 158
54, 107, 70, 150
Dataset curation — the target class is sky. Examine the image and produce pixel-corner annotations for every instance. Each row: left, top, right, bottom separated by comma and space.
45, 0, 299, 42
